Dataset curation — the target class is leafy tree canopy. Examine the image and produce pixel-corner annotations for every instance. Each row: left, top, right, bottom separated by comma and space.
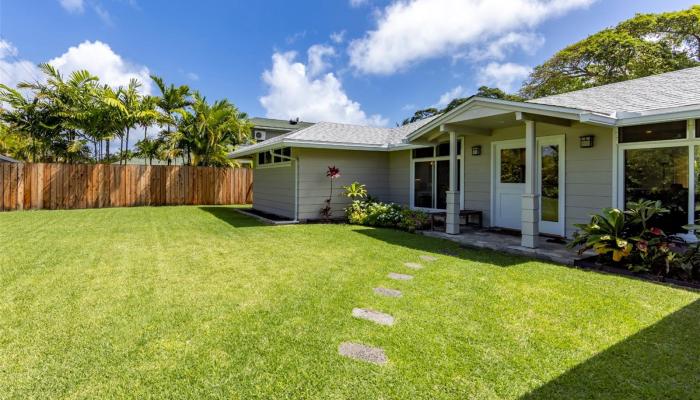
520, 6, 700, 98
401, 86, 523, 125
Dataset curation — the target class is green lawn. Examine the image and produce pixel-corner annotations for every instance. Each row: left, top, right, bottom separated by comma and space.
0, 206, 698, 399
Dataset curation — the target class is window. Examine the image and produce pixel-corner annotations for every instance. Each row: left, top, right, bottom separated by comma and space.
540, 145, 560, 222
624, 146, 689, 233
619, 121, 687, 143
411, 140, 462, 209
257, 147, 291, 167
412, 147, 434, 158
500, 148, 526, 183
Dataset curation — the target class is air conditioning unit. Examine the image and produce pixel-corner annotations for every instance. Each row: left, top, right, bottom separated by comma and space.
254, 130, 267, 141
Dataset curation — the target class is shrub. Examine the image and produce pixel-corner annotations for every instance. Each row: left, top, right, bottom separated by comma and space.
569, 199, 695, 280
343, 182, 428, 232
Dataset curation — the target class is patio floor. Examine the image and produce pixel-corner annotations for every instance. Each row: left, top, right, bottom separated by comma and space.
420, 227, 590, 265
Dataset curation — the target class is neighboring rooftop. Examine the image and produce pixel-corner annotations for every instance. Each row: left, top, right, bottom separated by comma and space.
249, 117, 314, 131
232, 116, 438, 157
0, 154, 19, 163
528, 66, 700, 116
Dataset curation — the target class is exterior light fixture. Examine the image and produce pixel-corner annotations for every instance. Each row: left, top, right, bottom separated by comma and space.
579, 135, 594, 148
471, 145, 482, 156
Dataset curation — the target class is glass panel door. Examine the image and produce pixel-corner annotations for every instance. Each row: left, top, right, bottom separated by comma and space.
624, 146, 689, 233
436, 160, 460, 209
540, 145, 559, 223
414, 161, 433, 208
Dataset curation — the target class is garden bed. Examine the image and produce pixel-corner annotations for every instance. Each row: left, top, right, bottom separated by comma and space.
574, 256, 700, 290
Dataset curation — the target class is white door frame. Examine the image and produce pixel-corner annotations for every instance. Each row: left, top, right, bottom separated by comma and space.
490, 136, 566, 236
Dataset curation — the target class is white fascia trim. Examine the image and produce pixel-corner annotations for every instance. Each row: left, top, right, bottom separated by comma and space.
579, 112, 617, 126
406, 97, 590, 142
615, 108, 700, 126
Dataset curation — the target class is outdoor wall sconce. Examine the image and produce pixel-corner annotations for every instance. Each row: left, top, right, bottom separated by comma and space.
579, 135, 595, 148
471, 145, 482, 156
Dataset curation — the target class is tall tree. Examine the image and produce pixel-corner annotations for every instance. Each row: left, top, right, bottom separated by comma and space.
151, 75, 191, 164
521, 6, 700, 98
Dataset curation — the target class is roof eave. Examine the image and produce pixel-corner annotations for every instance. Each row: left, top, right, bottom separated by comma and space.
405, 97, 591, 142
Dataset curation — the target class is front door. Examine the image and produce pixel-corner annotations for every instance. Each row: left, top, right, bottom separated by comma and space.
494, 140, 526, 230
493, 137, 565, 236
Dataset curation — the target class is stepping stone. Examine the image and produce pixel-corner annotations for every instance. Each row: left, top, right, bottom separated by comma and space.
338, 342, 388, 365
420, 255, 438, 262
404, 262, 424, 270
352, 308, 395, 326
373, 287, 402, 298
388, 272, 413, 281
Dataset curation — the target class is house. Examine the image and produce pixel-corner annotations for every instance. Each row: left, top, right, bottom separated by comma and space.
0, 154, 18, 163
231, 66, 700, 249
249, 117, 314, 142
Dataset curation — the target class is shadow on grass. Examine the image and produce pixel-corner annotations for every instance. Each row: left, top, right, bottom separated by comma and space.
353, 227, 527, 267
521, 298, 700, 399
198, 206, 265, 228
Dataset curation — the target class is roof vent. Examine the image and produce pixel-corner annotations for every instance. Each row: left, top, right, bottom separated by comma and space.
289, 117, 299, 125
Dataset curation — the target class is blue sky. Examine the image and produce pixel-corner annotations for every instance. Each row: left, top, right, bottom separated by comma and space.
0, 0, 697, 127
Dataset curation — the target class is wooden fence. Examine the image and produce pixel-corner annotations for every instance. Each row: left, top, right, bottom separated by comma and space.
0, 163, 253, 211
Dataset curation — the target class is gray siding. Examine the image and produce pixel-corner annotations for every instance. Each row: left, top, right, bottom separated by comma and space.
253, 163, 295, 219
388, 150, 410, 206
297, 148, 390, 220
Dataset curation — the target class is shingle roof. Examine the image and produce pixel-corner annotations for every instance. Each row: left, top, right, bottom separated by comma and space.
528, 66, 700, 116
249, 117, 314, 131
232, 116, 438, 157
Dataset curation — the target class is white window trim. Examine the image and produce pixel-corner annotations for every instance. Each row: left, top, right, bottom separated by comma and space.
409, 139, 465, 212
614, 119, 699, 232
255, 148, 293, 169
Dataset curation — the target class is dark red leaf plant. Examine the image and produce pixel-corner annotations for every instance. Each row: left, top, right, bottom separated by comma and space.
320, 165, 341, 220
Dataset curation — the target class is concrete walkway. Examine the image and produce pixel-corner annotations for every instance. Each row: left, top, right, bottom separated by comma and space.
420, 228, 589, 265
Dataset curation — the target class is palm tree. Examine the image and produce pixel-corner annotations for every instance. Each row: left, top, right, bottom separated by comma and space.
151, 75, 191, 162
178, 92, 251, 167
134, 137, 161, 165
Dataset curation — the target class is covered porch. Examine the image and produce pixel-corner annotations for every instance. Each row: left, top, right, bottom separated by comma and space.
406, 97, 604, 249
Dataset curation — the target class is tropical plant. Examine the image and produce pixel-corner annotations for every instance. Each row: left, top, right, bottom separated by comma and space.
343, 181, 367, 199
569, 207, 633, 262
320, 165, 341, 220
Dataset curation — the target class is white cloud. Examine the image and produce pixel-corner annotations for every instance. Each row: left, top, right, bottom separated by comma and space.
59, 0, 84, 13
349, 0, 370, 7
349, 0, 595, 74
330, 30, 346, 44
434, 85, 467, 108
92, 3, 114, 26
477, 62, 531, 92
48, 40, 152, 94
0, 40, 43, 90
307, 44, 336, 77
467, 32, 545, 61
186, 72, 199, 81
260, 50, 387, 126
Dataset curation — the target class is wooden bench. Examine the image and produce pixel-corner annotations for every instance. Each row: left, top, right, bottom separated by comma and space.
429, 209, 483, 231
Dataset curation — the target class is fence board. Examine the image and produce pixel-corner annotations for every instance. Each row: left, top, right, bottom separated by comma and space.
0, 162, 253, 212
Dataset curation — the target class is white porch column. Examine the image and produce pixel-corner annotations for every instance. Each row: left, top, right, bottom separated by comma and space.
522, 120, 539, 248
446, 130, 460, 235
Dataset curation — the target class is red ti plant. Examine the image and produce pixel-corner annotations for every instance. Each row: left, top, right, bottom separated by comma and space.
320, 165, 341, 220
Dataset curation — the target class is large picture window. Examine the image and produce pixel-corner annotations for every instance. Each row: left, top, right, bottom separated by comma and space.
617, 121, 700, 234
411, 140, 462, 210
624, 146, 689, 233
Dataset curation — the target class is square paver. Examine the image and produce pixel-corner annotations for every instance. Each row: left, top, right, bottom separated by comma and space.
419, 255, 438, 262
338, 342, 388, 365
404, 262, 424, 270
388, 272, 413, 281
352, 308, 395, 326
373, 287, 402, 297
